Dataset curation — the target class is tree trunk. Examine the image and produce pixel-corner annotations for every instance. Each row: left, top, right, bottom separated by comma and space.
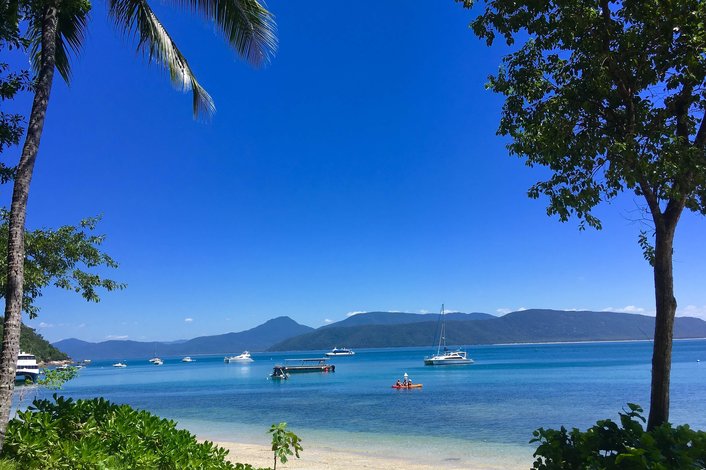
0, 0, 60, 451
647, 217, 679, 430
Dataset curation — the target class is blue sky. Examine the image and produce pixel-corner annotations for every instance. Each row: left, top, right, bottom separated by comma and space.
4, 1, 705, 343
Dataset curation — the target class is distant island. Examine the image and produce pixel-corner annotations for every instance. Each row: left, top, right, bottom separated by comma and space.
51, 309, 706, 360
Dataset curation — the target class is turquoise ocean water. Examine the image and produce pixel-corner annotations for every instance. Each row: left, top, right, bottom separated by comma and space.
18, 340, 706, 467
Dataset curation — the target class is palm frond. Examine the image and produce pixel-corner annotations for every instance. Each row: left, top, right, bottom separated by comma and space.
29, 0, 90, 84
165, 0, 277, 67
109, 0, 215, 118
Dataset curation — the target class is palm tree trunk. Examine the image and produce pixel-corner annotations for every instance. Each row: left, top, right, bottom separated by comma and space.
647, 216, 679, 430
0, 0, 60, 451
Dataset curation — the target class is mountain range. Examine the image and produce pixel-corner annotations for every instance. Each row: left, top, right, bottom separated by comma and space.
53, 316, 313, 360
53, 309, 706, 360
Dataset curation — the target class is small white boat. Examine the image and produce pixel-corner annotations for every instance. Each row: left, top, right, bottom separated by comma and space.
16, 352, 40, 381
424, 305, 474, 366
325, 347, 355, 357
112, 362, 127, 368
152, 358, 163, 365
224, 351, 253, 363
181, 356, 195, 363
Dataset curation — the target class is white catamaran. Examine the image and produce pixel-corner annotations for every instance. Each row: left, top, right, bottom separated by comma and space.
424, 304, 474, 365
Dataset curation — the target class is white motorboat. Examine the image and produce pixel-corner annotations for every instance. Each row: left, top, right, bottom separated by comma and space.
181, 356, 195, 363
112, 362, 127, 368
224, 351, 253, 363
424, 304, 474, 366
152, 358, 163, 365
16, 352, 39, 381
325, 347, 355, 357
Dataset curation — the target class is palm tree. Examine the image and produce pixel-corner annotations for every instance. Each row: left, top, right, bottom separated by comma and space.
0, 0, 276, 449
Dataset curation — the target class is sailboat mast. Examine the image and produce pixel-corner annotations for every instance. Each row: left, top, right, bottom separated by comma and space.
437, 304, 446, 355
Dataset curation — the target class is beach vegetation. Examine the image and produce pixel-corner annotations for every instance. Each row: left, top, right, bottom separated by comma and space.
36, 366, 79, 389
0, 0, 277, 452
531, 403, 706, 469
457, 0, 706, 429
3, 395, 242, 469
0, 213, 125, 320
268, 422, 303, 470
0, 459, 16, 470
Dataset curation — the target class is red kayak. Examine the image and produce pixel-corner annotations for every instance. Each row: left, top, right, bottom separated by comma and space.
391, 384, 423, 389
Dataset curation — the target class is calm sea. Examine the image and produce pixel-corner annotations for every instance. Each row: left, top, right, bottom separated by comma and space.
17, 340, 706, 467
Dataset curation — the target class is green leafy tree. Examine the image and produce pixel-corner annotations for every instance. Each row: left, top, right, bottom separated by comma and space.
268, 422, 303, 470
457, 0, 706, 429
0, 0, 277, 451
0, 212, 125, 318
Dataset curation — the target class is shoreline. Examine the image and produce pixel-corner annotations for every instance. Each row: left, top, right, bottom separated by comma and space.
214, 439, 531, 470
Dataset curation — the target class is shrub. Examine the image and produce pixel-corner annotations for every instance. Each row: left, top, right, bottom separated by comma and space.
268, 422, 303, 470
531, 403, 706, 469
0, 459, 16, 470
3, 394, 269, 469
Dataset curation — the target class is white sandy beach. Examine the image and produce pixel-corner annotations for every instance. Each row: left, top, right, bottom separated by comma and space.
215, 439, 530, 470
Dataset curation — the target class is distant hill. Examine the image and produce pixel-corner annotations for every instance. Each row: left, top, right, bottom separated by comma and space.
54, 316, 313, 360
0, 319, 69, 362
322, 311, 494, 329
268, 309, 706, 351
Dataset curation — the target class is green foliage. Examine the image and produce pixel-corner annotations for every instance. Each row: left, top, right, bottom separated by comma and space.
37, 366, 79, 389
0, 211, 126, 319
638, 230, 656, 267
0, 29, 30, 183
0, 459, 16, 470
268, 422, 303, 470
457, 0, 706, 230
3, 395, 241, 469
531, 404, 706, 469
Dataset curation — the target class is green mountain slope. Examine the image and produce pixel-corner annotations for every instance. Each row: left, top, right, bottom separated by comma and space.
0, 319, 69, 362
268, 309, 706, 351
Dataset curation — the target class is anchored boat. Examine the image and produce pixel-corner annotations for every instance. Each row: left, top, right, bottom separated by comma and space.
16, 352, 39, 382
224, 351, 253, 363
277, 358, 336, 373
424, 304, 474, 366
325, 347, 355, 357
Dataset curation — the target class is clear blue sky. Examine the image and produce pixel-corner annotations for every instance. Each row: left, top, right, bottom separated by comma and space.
4, 1, 705, 343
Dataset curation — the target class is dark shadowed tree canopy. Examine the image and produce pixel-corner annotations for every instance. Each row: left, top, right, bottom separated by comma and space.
457, 0, 706, 429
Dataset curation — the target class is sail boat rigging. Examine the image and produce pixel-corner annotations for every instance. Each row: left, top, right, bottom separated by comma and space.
423, 304, 474, 365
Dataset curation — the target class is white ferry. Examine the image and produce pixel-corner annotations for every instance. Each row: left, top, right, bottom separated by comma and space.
16, 352, 40, 382
325, 347, 355, 357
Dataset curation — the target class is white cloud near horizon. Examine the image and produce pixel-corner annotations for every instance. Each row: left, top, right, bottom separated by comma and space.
346, 311, 366, 317
323, 318, 333, 324
603, 305, 647, 314
678, 305, 706, 320
105, 335, 128, 340
496, 307, 527, 315
184, 318, 193, 323
38, 322, 53, 328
